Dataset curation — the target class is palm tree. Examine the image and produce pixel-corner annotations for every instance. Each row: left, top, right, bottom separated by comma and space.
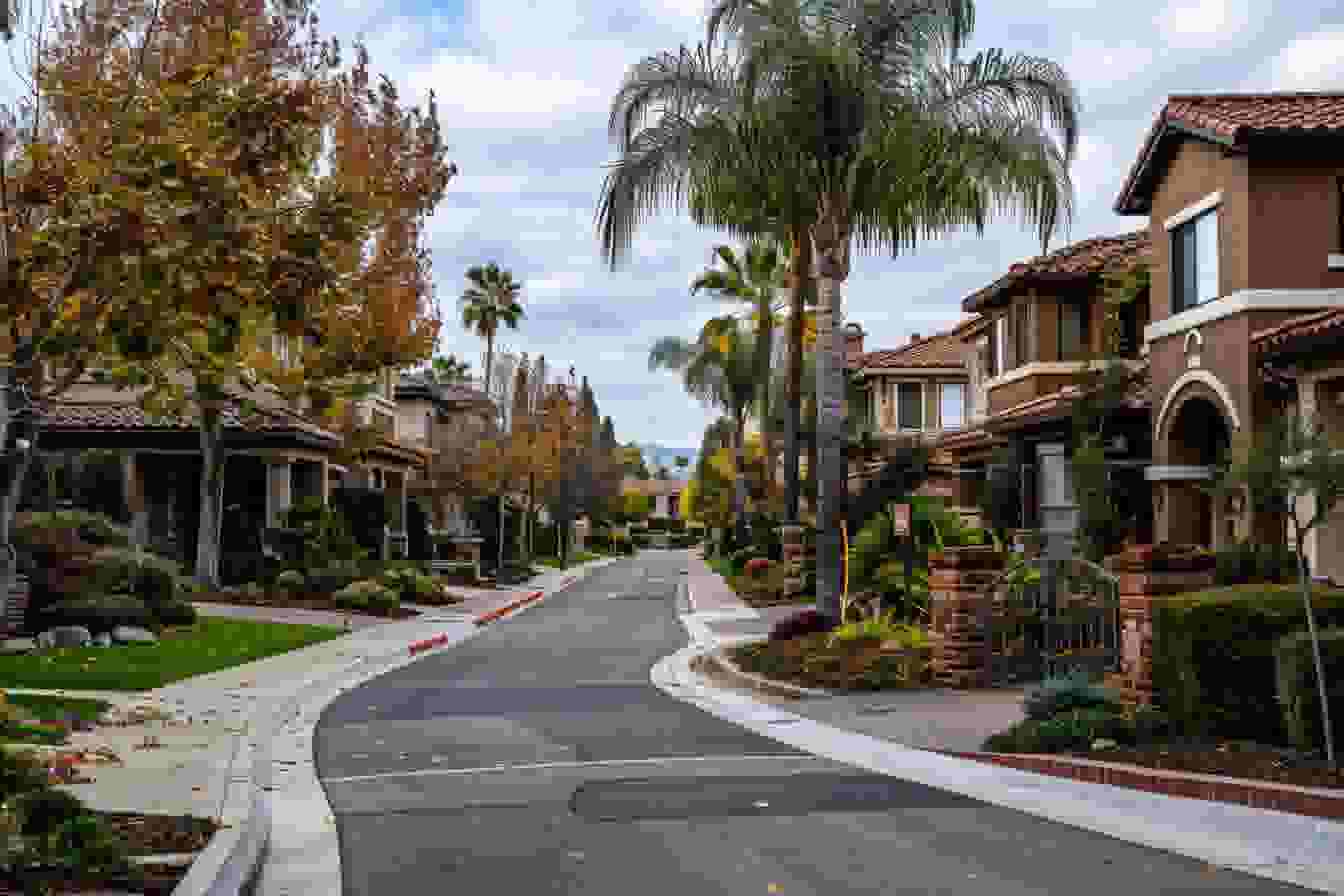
650, 317, 758, 543
702, 0, 1079, 622
460, 262, 525, 398
430, 354, 472, 384
690, 241, 784, 504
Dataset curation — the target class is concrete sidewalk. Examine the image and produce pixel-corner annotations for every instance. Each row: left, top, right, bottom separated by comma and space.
661, 555, 1344, 894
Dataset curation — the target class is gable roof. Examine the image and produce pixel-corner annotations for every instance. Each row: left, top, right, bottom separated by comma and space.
1253, 309, 1344, 359
962, 231, 1151, 313
852, 319, 978, 372
396, 372, 493, 407
1116, 92, 1344, 214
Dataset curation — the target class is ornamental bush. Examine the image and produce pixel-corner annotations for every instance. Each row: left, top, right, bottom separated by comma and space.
334, 580, 398, 614
744, 557, 772, 579
1151, 585, 1344, 741
274, 570, 307, 592
1274, 627, 1344, 756
1022, 674, 1123, 722
769, 608, 829, 642
39, 593, 153, 633
86, 547, 180, 608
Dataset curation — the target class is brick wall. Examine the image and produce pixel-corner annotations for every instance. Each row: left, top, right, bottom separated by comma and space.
928, 546, 1006, 688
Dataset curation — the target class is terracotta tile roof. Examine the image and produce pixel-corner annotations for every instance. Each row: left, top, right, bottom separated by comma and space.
963, 231, 1151, 313
1253, 309, 1344, 357
397, 373, 493, 405
984, 378, 1149, 431
852, 319, 978, 371
41, 400, 342, 443
1117, 93, 1344, 214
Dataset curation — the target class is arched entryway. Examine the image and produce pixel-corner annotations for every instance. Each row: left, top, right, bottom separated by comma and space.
1159, 392, 1232, 547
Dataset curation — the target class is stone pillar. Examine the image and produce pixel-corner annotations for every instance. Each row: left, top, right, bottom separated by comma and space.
929, 546, 1006, 689
1107, 546, 1216, 707
122, 453, 149, 548
267, 460, 292, 527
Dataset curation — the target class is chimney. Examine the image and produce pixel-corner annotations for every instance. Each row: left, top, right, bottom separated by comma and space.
910, 332, 922, 344
844, 323, 865, 368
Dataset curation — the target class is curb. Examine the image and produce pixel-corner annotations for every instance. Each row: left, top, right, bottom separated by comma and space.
473, 590, 544, 626
943, 750, 1344, 822
408, 632, 452, 654
705, 647, 833, 699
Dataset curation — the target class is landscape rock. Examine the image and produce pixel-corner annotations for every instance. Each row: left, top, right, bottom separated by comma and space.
111, 625, 157, 644
46, 626, 93, 648
0, 638, 37, 654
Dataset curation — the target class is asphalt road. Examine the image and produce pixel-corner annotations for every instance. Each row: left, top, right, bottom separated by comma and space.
315, 550, 1306, 895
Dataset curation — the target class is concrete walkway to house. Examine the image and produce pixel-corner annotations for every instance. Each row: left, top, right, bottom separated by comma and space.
681, 552, 1022, 753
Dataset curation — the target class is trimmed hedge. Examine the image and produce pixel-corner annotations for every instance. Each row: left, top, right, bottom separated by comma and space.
40, 593, 152, 632
1152, 585, 1344, 742
1275, 628, 1344, 756
333, 579, 399, 614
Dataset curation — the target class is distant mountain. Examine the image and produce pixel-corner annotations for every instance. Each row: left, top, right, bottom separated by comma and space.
640, 443, 695, 479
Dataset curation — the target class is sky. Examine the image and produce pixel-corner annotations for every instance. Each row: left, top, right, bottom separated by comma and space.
12, 0, 1344, 456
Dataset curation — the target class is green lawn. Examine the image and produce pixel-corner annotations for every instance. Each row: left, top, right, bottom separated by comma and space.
0, 617, 344, 691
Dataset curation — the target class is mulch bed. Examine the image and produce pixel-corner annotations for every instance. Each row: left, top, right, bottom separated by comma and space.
1077, 743, 1344, 791
730, 635, 932, 691
0, 813, 218, 895
192, 591, 421, 618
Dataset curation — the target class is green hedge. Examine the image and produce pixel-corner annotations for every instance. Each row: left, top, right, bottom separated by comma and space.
1152, 585, 1344, 742
1275, 628, 1344, 756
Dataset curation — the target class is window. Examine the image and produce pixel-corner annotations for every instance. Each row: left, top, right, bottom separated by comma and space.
896, 382, 923, 431
1059, 301, 1090, 361
939, 383, 965, 430
1172, 208, 1219, 313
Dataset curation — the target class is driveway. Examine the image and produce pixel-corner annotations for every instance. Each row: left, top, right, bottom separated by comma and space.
315, 550, 1309, 894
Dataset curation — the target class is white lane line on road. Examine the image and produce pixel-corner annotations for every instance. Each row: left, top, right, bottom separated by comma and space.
321, 753, 824, 784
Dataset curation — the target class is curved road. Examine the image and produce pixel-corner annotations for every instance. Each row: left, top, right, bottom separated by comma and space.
316, 550, 1304, 894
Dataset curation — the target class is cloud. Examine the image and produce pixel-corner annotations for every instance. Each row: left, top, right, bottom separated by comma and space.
1245, 26, 1344, 90
1153, 0, 1252, 50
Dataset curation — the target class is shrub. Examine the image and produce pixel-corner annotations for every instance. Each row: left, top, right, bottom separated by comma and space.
155, 601, 198, 627
828, 617, 928, 648
334, 580, 397, 613
1151, 585, 1344, 741
15, 789, 85, 838
0, 750, 49, 802
631, 534, 651, 549
86, 547, 180, 607
1022, 674, 1123, 722
282, 497, 369, 572
380, 567, 440, 603
274, 570, 307, 592
1274, 627, 1344, 756
1214, 541, 1301, 586
770, 608, 829, 641
39, 593, 152, 633
14, 510, 130, 550
982, 708, 1136, 754
307, 566, 361, 595
331, 487, 388, 557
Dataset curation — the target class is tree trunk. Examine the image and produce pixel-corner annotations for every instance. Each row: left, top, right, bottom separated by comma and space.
1, 426, 36, 547
483, 332, 496, 402
754, 294, 774, 513
195, 409, 226, 588
733, 413, 748, 548
1296, 526, 1335, 765
811, 200, 850, 626
783, 229, 809, 524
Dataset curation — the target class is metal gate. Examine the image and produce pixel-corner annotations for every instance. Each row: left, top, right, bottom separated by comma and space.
984, 554, 1120, 685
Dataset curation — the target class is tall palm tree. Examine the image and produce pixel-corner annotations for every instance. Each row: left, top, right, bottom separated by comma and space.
690, 241, 784, 504
460, 262, 525, 398
430, 354, 472, 384
704, 0, 1079, 622
650, 317, 758, 542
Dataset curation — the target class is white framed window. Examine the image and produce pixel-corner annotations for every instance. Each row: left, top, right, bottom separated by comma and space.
896, 382, 923, 431
939, 382, 965, 430
1172, 207, 1219, 313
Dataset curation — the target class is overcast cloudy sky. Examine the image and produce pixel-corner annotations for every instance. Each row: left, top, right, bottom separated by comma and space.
27, 0, 1344, 455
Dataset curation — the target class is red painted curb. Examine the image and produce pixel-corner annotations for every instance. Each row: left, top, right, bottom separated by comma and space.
407, 631, 454, 655
944, 750, 1344, 821
474, 590, 545, 626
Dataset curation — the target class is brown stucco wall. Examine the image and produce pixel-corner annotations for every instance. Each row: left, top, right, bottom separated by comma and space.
1146, 138, 1251, 323
1247, 147, 1344, 291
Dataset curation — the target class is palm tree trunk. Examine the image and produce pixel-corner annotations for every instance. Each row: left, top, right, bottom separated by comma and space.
483, 331, 496, 401
754, 296, 774, 512
733, 412, 748, 548
812, 220, 849, 626
783, 228, 809, 524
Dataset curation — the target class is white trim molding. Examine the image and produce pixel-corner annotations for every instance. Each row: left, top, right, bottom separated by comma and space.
1155, 369, 1243, 440
1163, 191, 1221, 232
982, 359, 1143, 391
1329, 254, 1344, 272
1145, 289, 1344, 344
1145, 465, 1214, 481
858, 367, 965, 378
